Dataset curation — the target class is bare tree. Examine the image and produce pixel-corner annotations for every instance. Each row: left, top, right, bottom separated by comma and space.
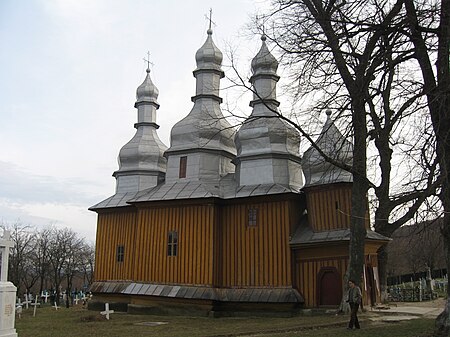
80, 242, 95, 288
47, 227, 78, 304
400, 0, 450, 332
245, 0, 441, 305
33, 227, 52, 295
7, 222, 35, 296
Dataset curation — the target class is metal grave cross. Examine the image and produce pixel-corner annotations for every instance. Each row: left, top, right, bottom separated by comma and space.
73, 296, 79, 305
53, 301, 60, 310
100, 303, 114, 320
0, 230, 13, 282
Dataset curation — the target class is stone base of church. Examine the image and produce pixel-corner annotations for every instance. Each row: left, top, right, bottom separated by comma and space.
89, 281, 303, 316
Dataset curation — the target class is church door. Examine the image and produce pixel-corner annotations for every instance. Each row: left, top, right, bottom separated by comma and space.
318, 267, 342, 306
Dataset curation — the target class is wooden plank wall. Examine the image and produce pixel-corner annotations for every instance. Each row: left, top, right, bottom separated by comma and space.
134, 205, 215, 285
306, 184, 352, 231
95, 198, 299, 289
219, 200, 292, 287
95, 210, 137, 281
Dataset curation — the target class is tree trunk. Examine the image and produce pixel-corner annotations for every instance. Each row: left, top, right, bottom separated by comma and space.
348, 96, 368, 287
377, 245, 389, 303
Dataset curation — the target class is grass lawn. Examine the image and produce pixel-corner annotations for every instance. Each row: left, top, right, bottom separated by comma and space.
15, 304, 436, 337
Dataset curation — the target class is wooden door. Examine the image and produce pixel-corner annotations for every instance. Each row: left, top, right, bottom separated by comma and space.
318, 267, 342, 306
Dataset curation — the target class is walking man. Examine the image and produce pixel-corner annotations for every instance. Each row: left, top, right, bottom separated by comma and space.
347, 279, 362, 329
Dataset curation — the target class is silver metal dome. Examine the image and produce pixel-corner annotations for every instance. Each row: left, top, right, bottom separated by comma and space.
135, 68, 159, 106
114, 67, 167, 193
234, 36, 303, 190
195, 29, 223, 71
302, 110, 353, 187
164, 27, 236, 183
251, 35, 278, 76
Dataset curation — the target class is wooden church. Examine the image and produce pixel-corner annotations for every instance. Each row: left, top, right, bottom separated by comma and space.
89, 26, 389, 315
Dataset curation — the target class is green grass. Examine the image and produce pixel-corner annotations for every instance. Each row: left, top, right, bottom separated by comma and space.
15, 305, 436, 337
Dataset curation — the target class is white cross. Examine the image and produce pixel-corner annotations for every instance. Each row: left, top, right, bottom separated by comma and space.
0, 230, 14, 282
41, 291, 50, 303
53, 302, 59, 310
31, 296, 40, 317
22, 294, 31, 309
74, 297, 79, 305
100, 303, 114, 320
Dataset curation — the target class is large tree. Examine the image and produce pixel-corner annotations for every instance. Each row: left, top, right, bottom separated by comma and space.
402, 0, 450, 332
252, 0, 440, 294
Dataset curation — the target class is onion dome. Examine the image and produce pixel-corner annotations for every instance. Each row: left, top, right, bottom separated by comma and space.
251, 35, 278, 76
234, 35, 303, 190
135, 68, 159, 107
195, 28, 223, 71
113, 64, 167, 193
302, 110, 353, 187
164, 26, 236, 182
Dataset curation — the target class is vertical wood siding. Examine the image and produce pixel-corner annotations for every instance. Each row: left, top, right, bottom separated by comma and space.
94, 210, 137, 281
133, 204, 215, 285
306, 184, 352, 231
220, 200, 292, 287
306, 183, 371, 231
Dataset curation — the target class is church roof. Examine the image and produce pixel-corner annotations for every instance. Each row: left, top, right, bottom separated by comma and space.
90, 281, 303, 303
89, 174, 302, 210
290, 222, 390, 246
302, 110, 353, 187
89, 191, 139, 210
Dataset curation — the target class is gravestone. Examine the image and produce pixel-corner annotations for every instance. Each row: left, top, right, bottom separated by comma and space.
0, 230, 18, 337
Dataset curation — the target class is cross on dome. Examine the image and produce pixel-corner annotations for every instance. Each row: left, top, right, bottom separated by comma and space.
205, 8, 216, 34
143, 51, 154, 73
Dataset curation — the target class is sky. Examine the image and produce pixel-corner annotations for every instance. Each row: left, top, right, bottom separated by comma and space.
0, 0, 275, 241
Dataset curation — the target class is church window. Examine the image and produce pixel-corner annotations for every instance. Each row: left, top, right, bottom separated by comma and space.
116, 245, 125, 262
168, 231, 178, 256
248, 208, 258, 226
179, 156, 187, 178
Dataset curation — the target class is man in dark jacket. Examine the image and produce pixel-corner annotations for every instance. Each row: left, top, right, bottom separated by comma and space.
347, 280, 362, 329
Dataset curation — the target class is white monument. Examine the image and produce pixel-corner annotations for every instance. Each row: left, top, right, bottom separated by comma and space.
0, 230, 18, 337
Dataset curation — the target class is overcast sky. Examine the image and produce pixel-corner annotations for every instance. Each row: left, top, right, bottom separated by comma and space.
0, 0, 279, 240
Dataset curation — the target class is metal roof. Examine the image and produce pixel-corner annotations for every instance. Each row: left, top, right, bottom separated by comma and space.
290, 222, 390, 246
88, 191, 139, 210
90, 281, 303, 303
90, 173, 301, 211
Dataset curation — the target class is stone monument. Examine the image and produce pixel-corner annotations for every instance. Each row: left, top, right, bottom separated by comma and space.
0, 230, 18, 337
